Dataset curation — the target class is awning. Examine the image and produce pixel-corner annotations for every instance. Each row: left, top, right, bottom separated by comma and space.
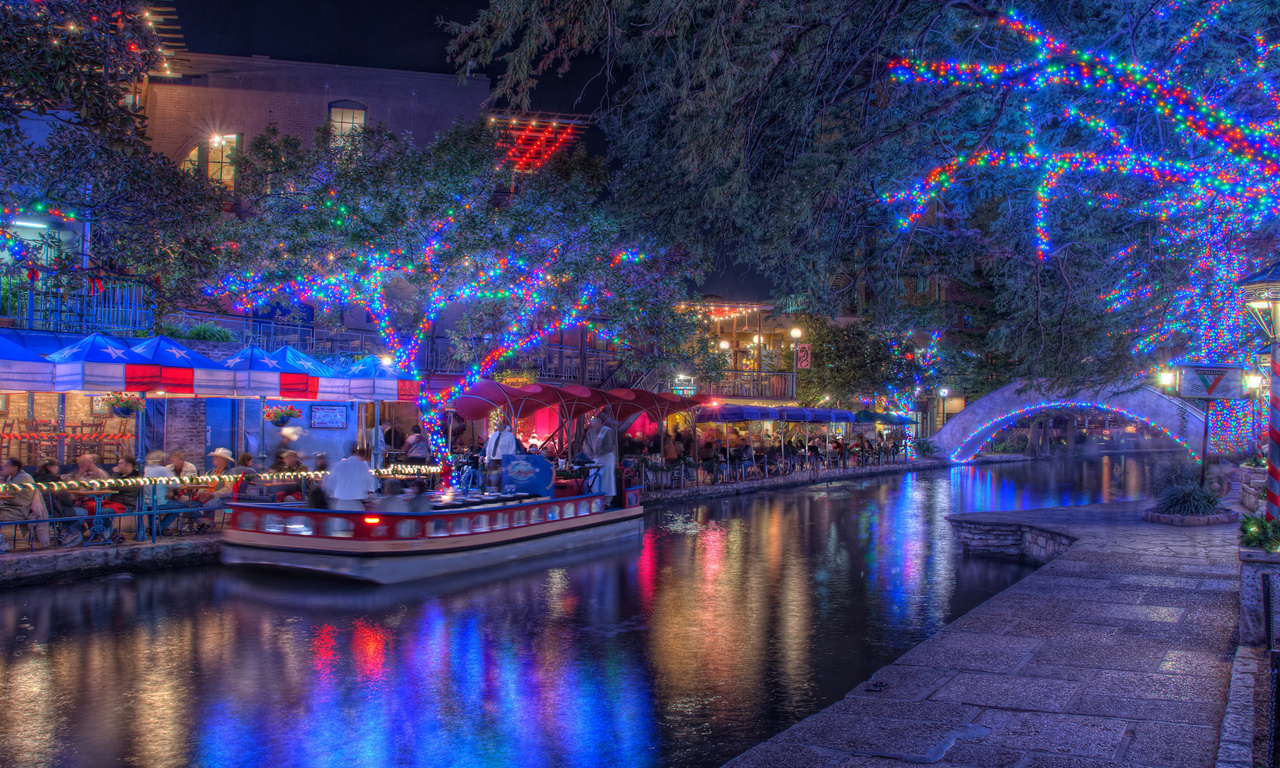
131, 336, 235, 397
853, 409, 885, 423
0, 334, 54, 392
827, 409, 855, 423
47, 333, 161, 392
451, 380, 543, 421
775, 406, 812, 422
343, 356, 420, 402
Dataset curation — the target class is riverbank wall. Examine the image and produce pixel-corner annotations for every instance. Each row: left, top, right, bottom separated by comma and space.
0, 535, 221, 587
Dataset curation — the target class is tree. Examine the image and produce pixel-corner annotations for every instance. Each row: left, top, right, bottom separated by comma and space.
216, 121, 719, 448
792, 315, 935, 407
1, 0, 223, 319
446, 0, 1280, 400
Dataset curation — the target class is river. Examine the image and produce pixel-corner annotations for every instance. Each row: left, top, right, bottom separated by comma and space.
0, 454, 1158, 768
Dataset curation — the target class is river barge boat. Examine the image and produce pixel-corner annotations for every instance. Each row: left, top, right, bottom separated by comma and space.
221, 490, 645, 584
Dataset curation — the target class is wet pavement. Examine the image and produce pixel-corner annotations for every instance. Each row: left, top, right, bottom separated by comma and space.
727, 500, 1240, 768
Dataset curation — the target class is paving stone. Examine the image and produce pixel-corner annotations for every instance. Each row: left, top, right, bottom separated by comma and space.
897, 632, 1040, 674
1084, 670, 1224, 703
1123, 721, 1218, 766
1074, 604, 1185, 623
1197, 578, 1239, 592
960, 710, 1129, 759
1027, 640, 1168, 672
1004, 620, 1122, 644
935, 743, 1026, 768
828, 695, 978, 724
1137, 587, 1238, 609
856, 664, 952, 700
722, 742, 852, 768
1018, 757, 1132, 768
946, 613, 1015, 635
1111, 575, 1204, 589
1065, 694, 1222, 725
774, 712, 958, 759
1156, 650, 1233, 676
1015, 664, 1099, 682
932, 672, 1080, 712
1118, 621, 1235, 651
1009, 585, 1148, 604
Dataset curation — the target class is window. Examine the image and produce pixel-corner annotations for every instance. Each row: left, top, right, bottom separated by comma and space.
323, 517, 354, 538
182, 134, 241, 189
207, 134, 238, 187
329, 101, 367, 137
915, 275, 928, 293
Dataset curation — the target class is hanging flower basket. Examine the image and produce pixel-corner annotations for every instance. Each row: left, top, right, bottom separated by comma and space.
105, 392, 144, 419
265, 405, 303, 427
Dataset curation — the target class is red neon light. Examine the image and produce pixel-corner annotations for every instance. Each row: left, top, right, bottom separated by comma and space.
364, 517, 380, 524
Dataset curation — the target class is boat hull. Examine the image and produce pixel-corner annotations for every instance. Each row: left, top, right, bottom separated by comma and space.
221, 504, 645, 584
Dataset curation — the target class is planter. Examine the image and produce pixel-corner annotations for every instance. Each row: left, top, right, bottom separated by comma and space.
112, 406, 136, 418
270, 416, 291, 428
1142, 508, 1239, 526
1239, 547, 1280, 644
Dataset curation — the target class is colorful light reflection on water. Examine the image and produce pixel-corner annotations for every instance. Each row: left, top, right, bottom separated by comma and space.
0, 455, 1154, 768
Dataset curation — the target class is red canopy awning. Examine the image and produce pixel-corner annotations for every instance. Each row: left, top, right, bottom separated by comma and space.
451, 380, 546, 421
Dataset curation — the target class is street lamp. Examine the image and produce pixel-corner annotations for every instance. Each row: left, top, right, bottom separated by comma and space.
938, 388, 950, 429
1247, 373, 1263, 390
1238, 259, 1280, 521
1157, 369, 1176, 389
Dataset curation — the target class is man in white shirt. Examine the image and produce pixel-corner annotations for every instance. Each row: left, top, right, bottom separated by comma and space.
588, 414, 617, 501
483, 419, 516, 490
322, 446, 377, 511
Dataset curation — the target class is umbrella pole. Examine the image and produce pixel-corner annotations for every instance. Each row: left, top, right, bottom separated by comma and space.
56, 394, 65, 464
136, 392, 147, 461
258, 396, 266, 466
693, 415, 699, 486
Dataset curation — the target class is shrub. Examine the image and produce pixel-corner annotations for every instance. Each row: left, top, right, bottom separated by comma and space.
1151, 458, 1200, 494
1241, 515, 1280, 551
182, 322, 238, 342
155, 320, 185, 338
1154, 481, 1220, 516
913, 437, 938, 458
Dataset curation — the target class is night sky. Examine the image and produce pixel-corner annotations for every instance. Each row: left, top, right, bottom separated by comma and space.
171, 0, 774, 301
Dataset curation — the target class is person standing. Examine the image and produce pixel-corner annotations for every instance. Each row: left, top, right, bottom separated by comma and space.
403, 424, 430, 464
483, 419, 516, 490
321, 446, 377, 511
589, 414, 617, 502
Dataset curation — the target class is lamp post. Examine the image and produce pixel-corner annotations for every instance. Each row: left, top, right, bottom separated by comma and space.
938, 388, 950, 433
1238, 260, 1280, 521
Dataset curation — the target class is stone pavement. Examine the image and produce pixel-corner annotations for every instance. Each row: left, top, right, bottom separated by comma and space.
725, 500, 1244, 768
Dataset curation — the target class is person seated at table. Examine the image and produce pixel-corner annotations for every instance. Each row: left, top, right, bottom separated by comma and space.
78, 455, 141, 541
0, 458, 39, 552
376, 479, 409, 514
403, 425, 430, 464
268, 450, 306, 501
32, 459, 60, 486
313, 453, 329, 472
166, 449, 198, 478
189, 448, 236, 532
230, 452, 260, 499
144, 450, 186, 534
408, 479, 433, 513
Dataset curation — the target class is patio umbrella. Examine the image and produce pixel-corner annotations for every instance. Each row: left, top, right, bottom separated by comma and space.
47, 333, 161, 392
130, 336, 235, 396
223, 345, 318, 399
269, 347, 349, 400
343, 356, 420, 402
0, 334, 54, 392
853, 408, 883, 423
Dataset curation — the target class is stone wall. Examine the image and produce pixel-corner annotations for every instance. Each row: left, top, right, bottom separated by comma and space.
1238, 547, 1280, 645
0, 538, 221, 587
947, 518, 1077, 564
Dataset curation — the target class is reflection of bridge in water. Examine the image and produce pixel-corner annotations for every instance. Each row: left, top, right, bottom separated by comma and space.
932, 380, 1206, 462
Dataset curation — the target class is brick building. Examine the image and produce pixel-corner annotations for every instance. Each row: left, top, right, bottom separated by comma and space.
143, 52, 489, 187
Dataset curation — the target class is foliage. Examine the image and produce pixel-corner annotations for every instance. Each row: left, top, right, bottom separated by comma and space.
0, 0, 225, 317
1154, 482, 1220, 516
1241, 515, 1280, 552
1151, 458, 1201, 495
446, 0, 1280, 391
181, 322, 238, 343
216, 121, 719, 438
792, 315, 934, 407
989, 434, 1029, 455
1241, 456, 1266, 469
912, 437, 938, 458
103, 392, 144, 411
264, 405, 303, 422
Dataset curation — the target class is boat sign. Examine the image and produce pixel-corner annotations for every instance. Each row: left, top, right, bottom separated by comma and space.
502, 454, 554, 496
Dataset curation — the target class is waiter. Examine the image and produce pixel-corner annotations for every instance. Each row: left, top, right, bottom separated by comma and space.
483, 418, 516, 490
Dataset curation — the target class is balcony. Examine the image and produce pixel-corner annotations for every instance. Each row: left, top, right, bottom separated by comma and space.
697, 370, 795, 401
426, 339, 621, 385
0, 273, 153, 335
162, 310, 384, 354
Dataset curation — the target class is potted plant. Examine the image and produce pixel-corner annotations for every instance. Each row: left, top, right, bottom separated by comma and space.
265, 404, 303, 427
105, 392, 144, 418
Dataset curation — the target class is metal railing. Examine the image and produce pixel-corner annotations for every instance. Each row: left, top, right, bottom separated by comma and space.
0, 273, 153, 334
161, 310, 384, 354
697, 370, 796, 400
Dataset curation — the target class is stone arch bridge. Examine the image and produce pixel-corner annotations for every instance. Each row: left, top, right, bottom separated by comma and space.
931, 380, 1206, 463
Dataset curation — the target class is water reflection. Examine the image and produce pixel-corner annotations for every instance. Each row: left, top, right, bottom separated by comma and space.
0, 455, 1155, 768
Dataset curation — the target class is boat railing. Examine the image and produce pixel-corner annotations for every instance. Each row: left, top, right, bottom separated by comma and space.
228, 494, 609, 542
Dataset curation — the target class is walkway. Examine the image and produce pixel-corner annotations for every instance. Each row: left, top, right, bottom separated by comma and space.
726, 500, 1242, 768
